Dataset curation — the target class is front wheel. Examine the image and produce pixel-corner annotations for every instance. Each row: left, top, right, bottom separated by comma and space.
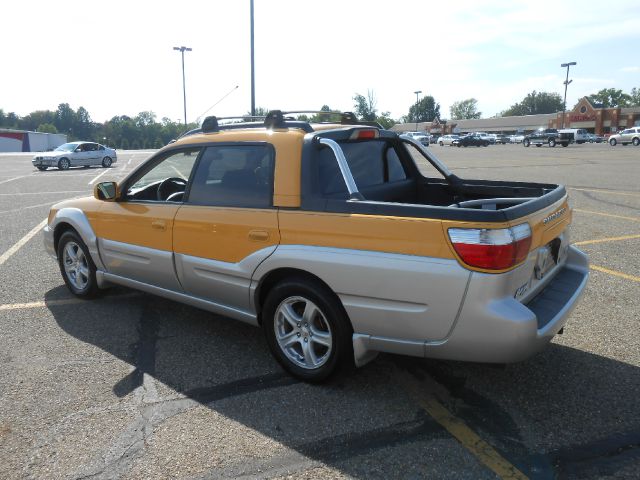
523, 139, 530, 147
549, 139, 556, 147
633, 138, 640, 146
36, 166, 47, 171
57, 231, 99, 298
102, 156, 112, 168
609, 138, 617, 146
262, 277, 353, 382
58, 157, 70, 170
439, 141, 443, 146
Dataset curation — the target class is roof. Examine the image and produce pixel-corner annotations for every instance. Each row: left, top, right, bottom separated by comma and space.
453, 113, 557, 132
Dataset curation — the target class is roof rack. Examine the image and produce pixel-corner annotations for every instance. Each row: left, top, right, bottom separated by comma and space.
181, 110, 383, 137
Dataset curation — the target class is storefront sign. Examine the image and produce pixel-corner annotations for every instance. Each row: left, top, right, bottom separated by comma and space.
569, 114, 596, 122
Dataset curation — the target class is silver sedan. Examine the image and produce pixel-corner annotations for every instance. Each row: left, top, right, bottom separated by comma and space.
32, 142, 117, 171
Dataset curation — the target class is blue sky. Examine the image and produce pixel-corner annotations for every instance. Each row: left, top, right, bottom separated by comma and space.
2, 0, 639, 123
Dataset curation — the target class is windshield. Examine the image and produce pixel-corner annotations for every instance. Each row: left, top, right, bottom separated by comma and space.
54, 143, 78, 152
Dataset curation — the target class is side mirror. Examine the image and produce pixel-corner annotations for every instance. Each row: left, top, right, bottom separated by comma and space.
94, 181, 119, 201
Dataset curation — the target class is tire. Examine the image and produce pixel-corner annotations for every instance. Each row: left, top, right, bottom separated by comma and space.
523, 139, 530, 147
36, 166, 47, 171
57, 230, 99, 298
562, 143, 568, 147
536, 144, 542, 147
609, 138, 617, 146
102, 156, 112, 168
58, 157, 70, 170
633, 138, 640, 146
439, 141, 443, 146
262, 276, 353, 382
549, 138, 556, 147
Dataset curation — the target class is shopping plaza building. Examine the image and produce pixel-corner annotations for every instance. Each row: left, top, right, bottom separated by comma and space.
392, 97, 640, 137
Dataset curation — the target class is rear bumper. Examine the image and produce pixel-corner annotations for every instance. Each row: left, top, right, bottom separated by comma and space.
352, 245, 589, 366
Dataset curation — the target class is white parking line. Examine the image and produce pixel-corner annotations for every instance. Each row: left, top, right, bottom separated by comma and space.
0, 190, 88, 196
88, 169, 110, 185
0, 201, 58, 215
0, 218, 47, 267
0, 175, 31, 185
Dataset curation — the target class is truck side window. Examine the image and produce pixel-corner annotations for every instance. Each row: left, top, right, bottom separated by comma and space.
188, 144, 274, 208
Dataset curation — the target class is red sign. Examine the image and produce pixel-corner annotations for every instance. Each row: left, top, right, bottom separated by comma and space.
569, 114, 596, 122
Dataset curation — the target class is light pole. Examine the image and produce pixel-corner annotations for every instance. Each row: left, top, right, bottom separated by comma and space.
250, 0, 255, 117
414, 90, 422, 131
173, 46, 192, 125
561, 62, 576, 129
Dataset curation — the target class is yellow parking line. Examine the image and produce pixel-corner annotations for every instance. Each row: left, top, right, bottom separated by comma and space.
573, 209, 640, 223
574, 234, 640, 246
570, 187, 640, 198
403, 374, 528, 480
591, 265, 640, 283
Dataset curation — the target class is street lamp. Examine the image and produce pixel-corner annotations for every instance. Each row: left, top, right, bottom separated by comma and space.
173, 46, 193, 125
414, 90, 422, 131
250, 0, 255, 117
561, 62, 576, 129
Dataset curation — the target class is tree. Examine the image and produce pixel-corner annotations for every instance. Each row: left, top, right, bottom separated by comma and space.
403, 96, 440, 123
376, 112, 396, 129
37, 123, 58, 133
587, 88, 631, 108
630, 87, 640, 107
54, 103, 76, 136
450, 98, 482, 120
310, 105, 341, 123
502, 91, 563, 116
353, 91, 377, 121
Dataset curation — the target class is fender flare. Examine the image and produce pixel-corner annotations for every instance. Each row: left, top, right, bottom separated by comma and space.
50, 208, 105, 271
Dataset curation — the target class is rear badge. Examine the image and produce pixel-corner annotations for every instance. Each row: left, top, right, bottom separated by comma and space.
543, 207, 566, 225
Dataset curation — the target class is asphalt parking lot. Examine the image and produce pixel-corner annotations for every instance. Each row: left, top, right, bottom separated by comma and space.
0, 143, 638, 479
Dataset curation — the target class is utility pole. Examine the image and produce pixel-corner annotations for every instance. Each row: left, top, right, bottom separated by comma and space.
561, 62, 576, 129
414, 90, 422, 131
173, 46, 192, 125
250, 0, 256, 117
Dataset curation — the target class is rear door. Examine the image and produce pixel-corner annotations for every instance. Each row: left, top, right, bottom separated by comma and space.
173, 143, 280, 313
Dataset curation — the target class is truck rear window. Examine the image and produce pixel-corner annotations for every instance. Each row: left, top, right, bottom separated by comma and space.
317, 140, 406, 195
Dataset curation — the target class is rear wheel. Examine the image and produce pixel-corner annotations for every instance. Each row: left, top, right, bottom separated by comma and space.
36, 166, 47, 171
633, 138, 640, 146
58, 157, 70, 170
439, 141, 443, 146
549, 138, 556, 147
536, 144, 542, 147
262, 277, 353, 382
102, 156, 112, 168
562, 142, 569, 147
523, 139, 530, 147
57, 231, 98, 298
609, 138, 617, 146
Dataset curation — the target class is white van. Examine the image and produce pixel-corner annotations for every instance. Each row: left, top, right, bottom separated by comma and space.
559, 128, 589, 144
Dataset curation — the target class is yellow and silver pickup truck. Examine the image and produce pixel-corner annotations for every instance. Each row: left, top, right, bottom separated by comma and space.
44, 111, 589, 382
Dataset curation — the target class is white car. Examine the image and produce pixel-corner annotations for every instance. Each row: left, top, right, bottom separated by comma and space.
437, 134, 460, 146
608, 128, 640, 146
400, 131, 430, 146
509, 134, 525, 144
32, 141, 117, 171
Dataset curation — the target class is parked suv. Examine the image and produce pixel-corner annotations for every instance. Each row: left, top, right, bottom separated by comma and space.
609, 128, 640, 146
400, 131, 430, 146
43, 110, 588, 381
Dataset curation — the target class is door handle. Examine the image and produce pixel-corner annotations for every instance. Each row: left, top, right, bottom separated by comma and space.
151, 220, 167, 231
248, 229, 269, 241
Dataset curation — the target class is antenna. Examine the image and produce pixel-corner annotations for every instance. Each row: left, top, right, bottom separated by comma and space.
195, 85, 239, 123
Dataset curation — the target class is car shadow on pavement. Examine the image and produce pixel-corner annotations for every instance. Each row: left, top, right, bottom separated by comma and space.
45, 287, 640, 479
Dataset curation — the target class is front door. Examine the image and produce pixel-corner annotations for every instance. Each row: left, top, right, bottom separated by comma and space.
92, 147, 201, 290
172, 143, 280, 314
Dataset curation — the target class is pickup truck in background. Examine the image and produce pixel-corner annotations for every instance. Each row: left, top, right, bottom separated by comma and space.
523, 128, 572, 147
43, 111, 589, 381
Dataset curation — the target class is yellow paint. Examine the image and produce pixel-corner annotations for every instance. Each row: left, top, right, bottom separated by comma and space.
591, 265, 640, 283
402, 374, 529, 480
92, 202, 180, 251
173, 205, 280, 263
574, 209, 639, 223
278, 210, 453, 259
574, 234, 640, 246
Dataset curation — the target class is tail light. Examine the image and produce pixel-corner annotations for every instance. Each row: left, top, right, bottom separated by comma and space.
448, 223, 532, 271
349, 129, 379, 140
